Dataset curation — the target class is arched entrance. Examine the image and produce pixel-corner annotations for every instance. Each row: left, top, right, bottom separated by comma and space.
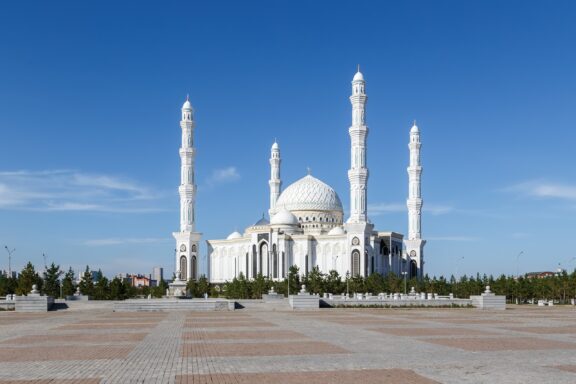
410, 259, 418, 278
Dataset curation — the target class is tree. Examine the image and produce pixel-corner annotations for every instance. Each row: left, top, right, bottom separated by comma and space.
109, 277, 127, 300
61, 267, 76, 297
325, 270, 343, 294
93, 274, 110, 300
306, 266, 325, 295
287, 265, 300, 295
0, 274, 17, 296
16, 262, 42, 295
365, 272, 385, 294
43, 262, 62, 298
196, 275, 210, 297
251, 273, 267, 299
78, 265, 94, 296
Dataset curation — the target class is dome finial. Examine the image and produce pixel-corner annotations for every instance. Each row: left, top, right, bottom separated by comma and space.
353, 66, 364, 81
307, 166, 311, 175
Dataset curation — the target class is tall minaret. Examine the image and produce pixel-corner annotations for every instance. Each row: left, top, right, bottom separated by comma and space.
347, 67, 369, 223
268, 140, 281, 217
404, 122, 425, 278
173, 96, 202, 282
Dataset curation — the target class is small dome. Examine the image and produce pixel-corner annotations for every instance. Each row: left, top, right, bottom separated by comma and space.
182, 96, 193, 111
411, 123, 419, 133
328, 226, 345, 235
275, 175, 343, 213
252, 216, 270, 226
271, 141, 279, 150
271, 208, 298, 226
226, 231, 242, 240
353, 70, 364, 82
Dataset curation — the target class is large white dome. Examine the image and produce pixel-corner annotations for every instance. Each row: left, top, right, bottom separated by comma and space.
275, 175, 343, 213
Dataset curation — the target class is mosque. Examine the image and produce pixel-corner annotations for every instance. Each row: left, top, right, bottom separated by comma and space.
171, 69, 426, 284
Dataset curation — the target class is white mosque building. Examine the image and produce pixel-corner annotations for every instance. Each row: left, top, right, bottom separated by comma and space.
172, 69, 426, 284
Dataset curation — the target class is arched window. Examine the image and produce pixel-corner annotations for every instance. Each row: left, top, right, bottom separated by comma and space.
282, 251, 285, 278
245, 252, 249, 279
191, 255, 197, 280
252, 245, 257, 278
272, 244, 278, 279
192, 244, 197, 252
180, 256, 188, 281
351, 250, 360, 277
305, 255, 309, 275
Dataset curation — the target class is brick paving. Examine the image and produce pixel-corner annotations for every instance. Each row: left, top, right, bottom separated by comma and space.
1, 304, 576, 383
176, 369, 440, 383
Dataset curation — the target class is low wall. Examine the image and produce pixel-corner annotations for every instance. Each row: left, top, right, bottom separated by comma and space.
14, 295, 54, 312
289, 294, 320, 310
323, 298, 473, 308
0, 301, 15, 311
470, 294, 506, 310
113, 298, 235, 312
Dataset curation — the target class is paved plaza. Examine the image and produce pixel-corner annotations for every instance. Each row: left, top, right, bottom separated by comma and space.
1, 304, 576, 383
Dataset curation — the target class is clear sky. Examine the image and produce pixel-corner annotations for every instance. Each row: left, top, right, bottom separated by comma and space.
1, 1, 575, 279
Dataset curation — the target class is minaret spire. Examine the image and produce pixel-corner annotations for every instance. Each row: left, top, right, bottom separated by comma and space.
404, 121, 426, 279
407, 121, 422, 239
347, 67, 368, 223
268, 140, 281, 217
172, 96, 202, 283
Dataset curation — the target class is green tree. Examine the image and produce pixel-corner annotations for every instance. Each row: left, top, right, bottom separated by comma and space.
78, 265, 94, 296
0, 274, 17, 296
287, 265, 300, 296
16, 262, 42, 295
93, 274, 110, 300
251, 273, 267, 299
196, 275, 210, 297
365, 272, 385, 294
306, 266, 325, 294
61, 267, 76, 297
109, 277, 127, 300
325, 270, 343, 294
43, 262, 62, 298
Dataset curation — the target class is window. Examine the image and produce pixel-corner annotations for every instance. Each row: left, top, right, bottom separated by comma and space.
351, 250, 360, 277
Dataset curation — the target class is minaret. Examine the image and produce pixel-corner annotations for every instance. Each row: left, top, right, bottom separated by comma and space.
172, 96, 202, 283
268, 140, 281, 217
347, 67, 369, 223
404, 122, 426, 278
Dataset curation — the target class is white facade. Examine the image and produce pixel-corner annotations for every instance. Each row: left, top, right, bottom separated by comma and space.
205, 70, 426, 283
172, 97, 202, 281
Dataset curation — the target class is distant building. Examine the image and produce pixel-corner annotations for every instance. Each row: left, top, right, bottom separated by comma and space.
152, 267, 163, 283
1, 270, 17, 279
525, 271, 556, 279
126, 274, 152, 287
77, 270, 102, 284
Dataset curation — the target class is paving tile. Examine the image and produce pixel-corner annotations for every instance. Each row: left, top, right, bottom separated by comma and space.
176, 369, 439, 383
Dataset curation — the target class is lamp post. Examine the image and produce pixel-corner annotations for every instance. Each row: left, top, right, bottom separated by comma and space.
401, 271, 407, 295
516, 251, 524, 278
4, 246, 15, 278
346, 270, 350, 299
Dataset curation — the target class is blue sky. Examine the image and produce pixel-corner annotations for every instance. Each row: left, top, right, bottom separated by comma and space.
1, 1, 575, 279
